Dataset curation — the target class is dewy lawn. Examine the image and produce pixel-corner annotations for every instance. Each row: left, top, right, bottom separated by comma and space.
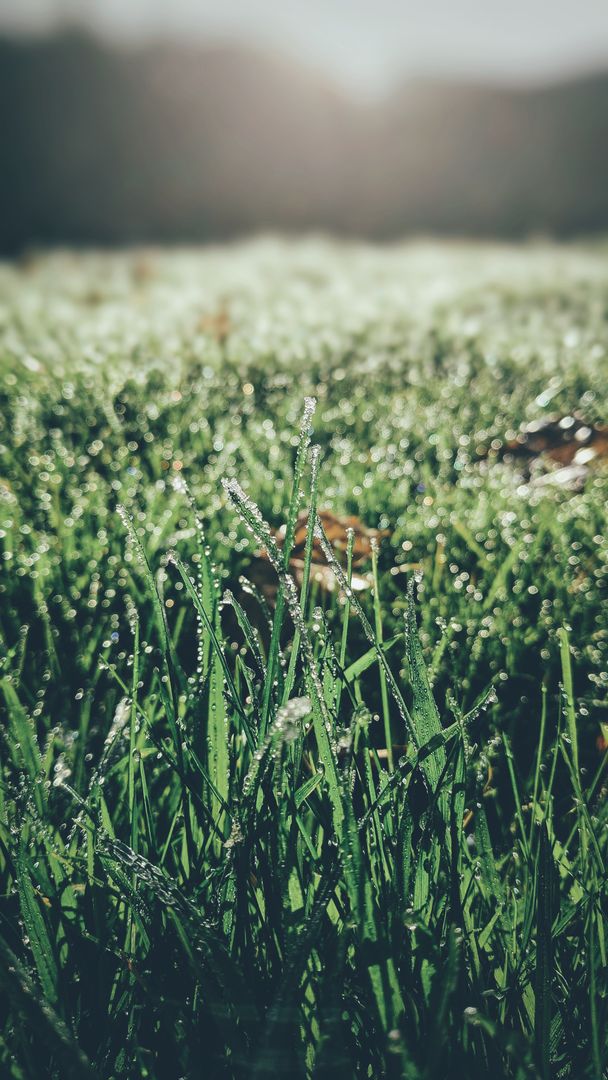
0, 240, 607, 1078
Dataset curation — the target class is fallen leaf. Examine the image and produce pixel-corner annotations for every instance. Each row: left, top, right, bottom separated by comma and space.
197, 302, 231, 343
248, 508, 390, 603
276, 508, 389, 569
478, 413, 608, 488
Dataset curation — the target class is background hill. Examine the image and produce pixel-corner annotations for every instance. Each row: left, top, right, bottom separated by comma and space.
1, 31, 608, 250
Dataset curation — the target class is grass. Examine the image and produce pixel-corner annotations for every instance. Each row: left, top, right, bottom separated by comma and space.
0, 239, 607, 1078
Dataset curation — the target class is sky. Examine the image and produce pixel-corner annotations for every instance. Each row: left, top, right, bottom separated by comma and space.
3, 0, 608, 97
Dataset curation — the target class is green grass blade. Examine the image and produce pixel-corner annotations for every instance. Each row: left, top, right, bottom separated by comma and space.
534, 822, 553, 1080
16, 833, 59, 1006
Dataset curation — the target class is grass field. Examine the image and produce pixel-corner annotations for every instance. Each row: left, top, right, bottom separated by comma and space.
1, 240, 607, 1078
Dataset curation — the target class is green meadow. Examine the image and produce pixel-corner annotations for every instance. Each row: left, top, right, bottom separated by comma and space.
1, 240, 607, 1078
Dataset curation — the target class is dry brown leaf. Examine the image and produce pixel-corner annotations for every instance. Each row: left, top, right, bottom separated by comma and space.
197, 303, 232, 343
276, 508, 389, 569
248, 508, 390, 603
480, 414, 608, 467
477, 413, 608, 489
